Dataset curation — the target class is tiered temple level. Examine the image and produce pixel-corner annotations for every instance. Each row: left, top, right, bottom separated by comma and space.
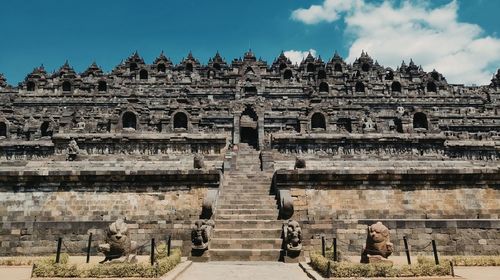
0, 50, 498, 160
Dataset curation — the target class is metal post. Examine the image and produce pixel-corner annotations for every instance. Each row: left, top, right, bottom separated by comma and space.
333, 238, 338, 262
403, 236, 411, 265
150, 238, 155, 265
55, 237, 62, 263
86, 233, 92, 263
432, 240, 439, 265
450, 261, 455, 277
167, 235, 171, 257
321, 236, 326, 257
326, 260, 331, 278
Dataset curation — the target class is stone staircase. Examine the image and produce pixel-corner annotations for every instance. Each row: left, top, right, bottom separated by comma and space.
209, 145, 284, 261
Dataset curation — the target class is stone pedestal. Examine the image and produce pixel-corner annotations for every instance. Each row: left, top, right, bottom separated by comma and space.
189, 249, 210, 262
284, 250, 305, 263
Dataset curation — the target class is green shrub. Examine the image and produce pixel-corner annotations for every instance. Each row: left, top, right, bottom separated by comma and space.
32, 249, 182, 278
39, 253, 70, 265
310, 252, 451, 278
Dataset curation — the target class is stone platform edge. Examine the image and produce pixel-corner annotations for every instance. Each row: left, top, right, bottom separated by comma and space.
274, 166, 500, 188
0, 168, 222, 188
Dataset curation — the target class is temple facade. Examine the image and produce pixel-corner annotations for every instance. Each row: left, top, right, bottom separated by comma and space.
0, 50, 498, 259
0, 50, 498, 159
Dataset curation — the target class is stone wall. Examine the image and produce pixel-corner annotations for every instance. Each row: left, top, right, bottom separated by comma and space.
301, 219, 500, 256
0, 168, 220, 256
274, 166, 500, 220
290, 187, 499, 220
274, 166, 500, 255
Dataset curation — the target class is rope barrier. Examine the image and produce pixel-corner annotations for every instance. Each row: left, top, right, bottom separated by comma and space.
321, 237, 435, 255
410, 241, 433, 251
59, 239, 151, 256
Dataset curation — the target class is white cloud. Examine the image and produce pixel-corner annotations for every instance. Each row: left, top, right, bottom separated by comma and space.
291, 0, 363, 24
284, 49, 317, 65
291, 0, 500, 85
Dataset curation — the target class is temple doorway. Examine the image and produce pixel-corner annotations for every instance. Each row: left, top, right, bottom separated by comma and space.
240, 127, 258, 149
239, 106, 259, 149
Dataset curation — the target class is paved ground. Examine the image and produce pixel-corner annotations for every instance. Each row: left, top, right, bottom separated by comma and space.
1, 262, 499, 280
176, 262, 310, 280
0, 266, 31, 280
454, 266, 500, 280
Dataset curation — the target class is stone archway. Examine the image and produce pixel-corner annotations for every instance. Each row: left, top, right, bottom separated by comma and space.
173, 112, 188, 130
122, 112, 137, 130
0, 122, 7, 137
413, 112, 428, 130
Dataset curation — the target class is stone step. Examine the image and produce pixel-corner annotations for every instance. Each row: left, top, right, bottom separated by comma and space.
225, 172, 271, 175
214, 228, 282, 239
218, 199, 277, 208
224, 181, 270, 185
216, 209, 277, 215
218, 199, 275, 205
223, 179, 269, 182
209, 249, 283, 261
219, 192, 271, 197
218, 201, 277, 206
224, 172, 272, 176
223, 180, 271, 183
222, 190, 271, 195
219, 193, 275, 198
215, 220, 283, 229
232, 168, 262, 171
223, 184, 271, 189
222, 184, 271, 190
210, 238, 283, 250
217, 203, 277, 210
216, 213, 278, 220
222, 182, 271, 189
233, 168, 261, 171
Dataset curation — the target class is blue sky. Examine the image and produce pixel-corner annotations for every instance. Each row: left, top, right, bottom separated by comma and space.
0, 0, 499, 85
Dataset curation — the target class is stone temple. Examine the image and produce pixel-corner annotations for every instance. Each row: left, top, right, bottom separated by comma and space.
0, 50, 499, 260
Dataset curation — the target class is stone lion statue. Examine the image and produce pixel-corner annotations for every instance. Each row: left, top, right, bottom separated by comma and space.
191, 219, 214, 250
361, 221, 393, 263
285, 220, 302, 251
98, 219, 137, 263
